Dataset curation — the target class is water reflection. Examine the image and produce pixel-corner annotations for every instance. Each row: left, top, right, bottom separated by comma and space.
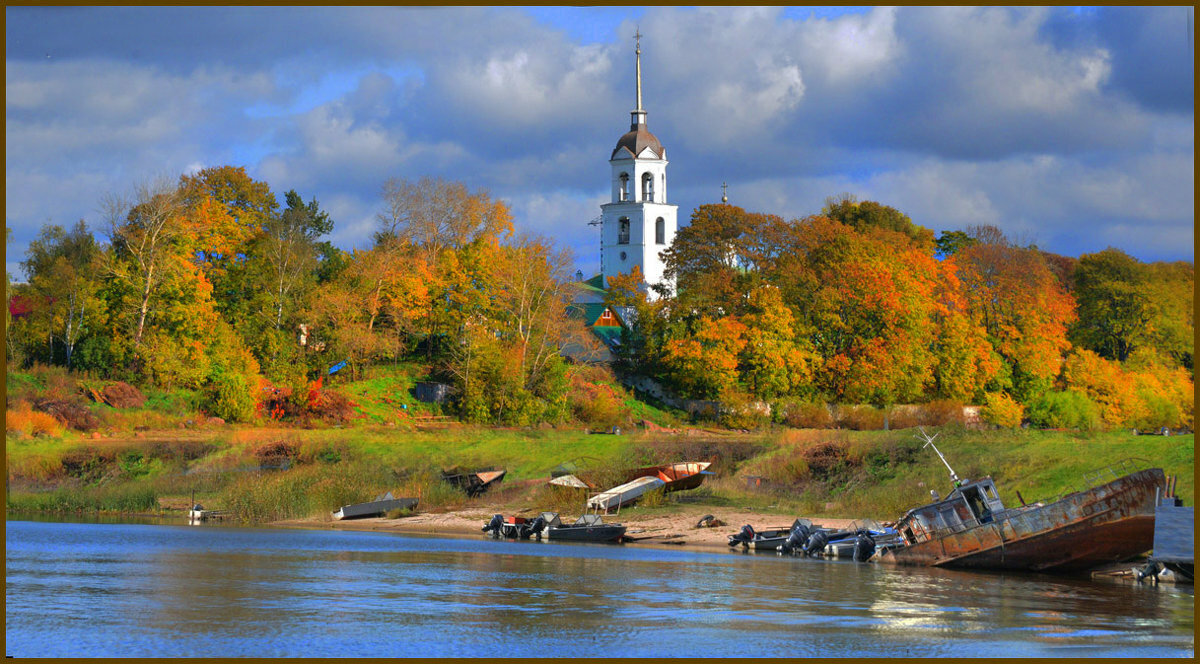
6, 519, 1194, 658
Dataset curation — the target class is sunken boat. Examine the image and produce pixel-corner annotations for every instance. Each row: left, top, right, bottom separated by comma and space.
877, 454, 1166, 573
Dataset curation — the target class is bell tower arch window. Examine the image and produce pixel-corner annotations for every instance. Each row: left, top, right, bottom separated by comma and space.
618, 217, 630, 244
618, 173, 630, 201
642, 173, 654, 202
655, 217, 665, 245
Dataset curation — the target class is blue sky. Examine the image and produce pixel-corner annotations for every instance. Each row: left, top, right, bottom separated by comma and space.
5, 6, 1194, 280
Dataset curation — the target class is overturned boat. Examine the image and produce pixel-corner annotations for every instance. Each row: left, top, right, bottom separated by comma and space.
877, 453, 1166, 572
332, 492, 418, 520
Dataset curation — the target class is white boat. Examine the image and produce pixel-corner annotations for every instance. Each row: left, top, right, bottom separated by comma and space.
586, 476, 666, 512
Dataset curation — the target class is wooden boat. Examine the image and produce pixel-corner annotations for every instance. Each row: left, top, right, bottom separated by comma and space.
877, 459, 1165, 572
332, 493, 418, 520
187, 504, 229, 522
586, 476, 666, 512
625, 461, 713, 492
442, 468, 507, 497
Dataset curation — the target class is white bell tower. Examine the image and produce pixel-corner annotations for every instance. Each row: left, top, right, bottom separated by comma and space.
599, 30, 676, 298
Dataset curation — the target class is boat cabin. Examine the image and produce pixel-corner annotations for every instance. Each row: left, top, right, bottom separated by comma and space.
895, 477, 1007, 545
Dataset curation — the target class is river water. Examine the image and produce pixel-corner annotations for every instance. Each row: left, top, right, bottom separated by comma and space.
5, 516, 1194, 658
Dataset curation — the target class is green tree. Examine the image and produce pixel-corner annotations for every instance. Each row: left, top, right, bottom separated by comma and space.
1071, 248, 1154, 363
822, 194, 936, 251
19, 220, 104, 368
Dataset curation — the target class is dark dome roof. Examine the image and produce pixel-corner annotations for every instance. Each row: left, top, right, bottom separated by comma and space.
611, 124, 664, 160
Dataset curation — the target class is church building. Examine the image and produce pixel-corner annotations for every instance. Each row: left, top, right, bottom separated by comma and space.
598, 31, 677, 297
567, 33, 678, 362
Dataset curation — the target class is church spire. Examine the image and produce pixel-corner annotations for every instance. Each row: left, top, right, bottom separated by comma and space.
631, 29, 647, 129
635, 28, 643, 112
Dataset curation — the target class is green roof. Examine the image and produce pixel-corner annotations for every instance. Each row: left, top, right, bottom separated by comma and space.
590, 326, 623, 345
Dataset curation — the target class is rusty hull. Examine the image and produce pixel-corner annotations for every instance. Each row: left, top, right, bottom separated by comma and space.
879, 468, 1165, 572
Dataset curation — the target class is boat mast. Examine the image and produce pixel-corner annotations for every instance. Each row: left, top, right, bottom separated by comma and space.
916, 428, 961, 487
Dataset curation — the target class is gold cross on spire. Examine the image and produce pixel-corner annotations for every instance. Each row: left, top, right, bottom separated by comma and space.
722, 182, 728, 204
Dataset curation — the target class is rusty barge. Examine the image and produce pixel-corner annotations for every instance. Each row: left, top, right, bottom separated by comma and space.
877, 460, 1165, 572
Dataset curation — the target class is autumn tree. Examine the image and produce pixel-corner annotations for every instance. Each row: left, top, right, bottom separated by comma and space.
178, 166, 278, 319
19, 220, 104, 368
822, 194, 936, 251
738, 285, 816, 400
660, 203, 787, 318
794, 216, 940, 405
102, 177, 191, 351
955, 225, 1076, 401
241, 190, 335, 381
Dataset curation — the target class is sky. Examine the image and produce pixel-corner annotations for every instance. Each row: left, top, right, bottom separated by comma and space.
5, 6, 1195, 281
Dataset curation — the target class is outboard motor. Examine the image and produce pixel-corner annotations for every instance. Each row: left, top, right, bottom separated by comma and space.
519, 515, 547, 540
802, 529, 829, 557
729, 524, 756, 547
779, 522, 811, 555
853, 529, 876, 562
482, 514, 504, 537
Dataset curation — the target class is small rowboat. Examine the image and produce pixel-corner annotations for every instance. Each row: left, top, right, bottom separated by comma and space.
626, 461, 713, 492
586, 476, 666, 512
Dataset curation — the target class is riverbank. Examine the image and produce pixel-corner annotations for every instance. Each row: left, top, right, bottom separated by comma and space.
8, 425, 1194, 531
272, 504, 861, 551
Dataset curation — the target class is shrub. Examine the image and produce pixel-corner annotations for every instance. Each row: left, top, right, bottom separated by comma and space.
718, 391, 771, 430
6, 402, 65, 437
980, 392, 1024, 428
203, 369, 256, 423
837, 405, 885, 430
779, 400, 834, 429
567, 369, 632, 428
1026, 390, 1102, 431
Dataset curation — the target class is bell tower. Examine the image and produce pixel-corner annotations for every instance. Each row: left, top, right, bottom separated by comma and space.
599, 30, 676, 297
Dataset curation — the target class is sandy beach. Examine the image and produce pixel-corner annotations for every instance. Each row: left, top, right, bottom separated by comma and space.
274, 504, 862, 551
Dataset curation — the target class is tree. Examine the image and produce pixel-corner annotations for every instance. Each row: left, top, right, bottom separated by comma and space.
660, 203, 787, 318
935, 230, 976, 258
178, 166, 279, 319
822, 194, 936, 251
954, 226, 1076, 401
738, 285, 815, 400
377, 176, 513, 258
20, 220, 104, 368
1071, 248, 1154, 363
102, 177, 190, 350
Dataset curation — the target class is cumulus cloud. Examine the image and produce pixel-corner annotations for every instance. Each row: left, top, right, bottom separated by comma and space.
4, 6, 1192, 282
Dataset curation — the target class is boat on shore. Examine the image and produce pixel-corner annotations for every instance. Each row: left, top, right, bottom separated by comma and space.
442, 468, 507, 497
728, 520, 812, 551
586, 475, 666, 512
482, 512, 626, 543
625, 461, 713, 493
877, 457, 1165, 572
332, 493, 418, 520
